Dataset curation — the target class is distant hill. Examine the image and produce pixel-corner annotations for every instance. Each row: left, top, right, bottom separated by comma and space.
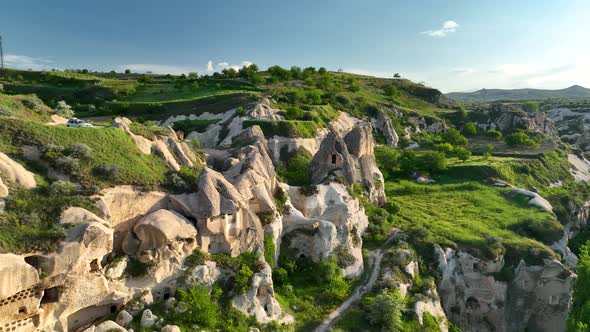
446, 85, 590, 102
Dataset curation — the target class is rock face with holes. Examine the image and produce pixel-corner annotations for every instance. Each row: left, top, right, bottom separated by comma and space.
280, 182, 368, 277
232, 261, 293, 324
436, 247, 574, 332
309, 125, 386, 205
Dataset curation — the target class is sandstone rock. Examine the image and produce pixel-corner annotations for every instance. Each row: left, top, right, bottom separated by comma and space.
473, 104, 558, 137
309, 131, 358, 184
0, 254, 40, 300
0, 151, 37, 189
113, 117, 153, 154
187, 261, 222, 286
267, 136, 323, 164
0, 177, 8, 198
116, 310, 133, 327
568, 153, 590, 182
140, 309, 158, 328
95, 320, 127, 332
507, 188, 553, 212
152, 139, 181, 171
105, 257, 128, 280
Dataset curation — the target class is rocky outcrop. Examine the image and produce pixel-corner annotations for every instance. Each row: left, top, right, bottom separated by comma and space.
171, 167, 264, 255
309, 125, 386, 205
0, 152, 37, 196
471, 104, 558, 137
249, 98, 284, 121
436, 247, 574, 332
371, 109, 399, 147
232, 261, 292, 323
547, 106, 590, 150
282, 182, 368, 277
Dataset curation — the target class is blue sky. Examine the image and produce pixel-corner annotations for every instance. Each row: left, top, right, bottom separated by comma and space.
1, 0, 589, 92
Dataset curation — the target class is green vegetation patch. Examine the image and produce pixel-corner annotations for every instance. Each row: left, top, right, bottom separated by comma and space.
0, 118, 168, 187
171, 119, 220, 134
243, 120, 318, 138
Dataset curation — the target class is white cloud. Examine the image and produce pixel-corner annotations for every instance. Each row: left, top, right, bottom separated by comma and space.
206, 60, 214, 73
421, 20, 459, 37
215, 61, 253, 72
452, 67, 474, 76
4, 54, 53, 70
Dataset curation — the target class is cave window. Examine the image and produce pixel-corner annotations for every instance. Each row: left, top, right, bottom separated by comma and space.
90, 259, 100, 272
110, 305, 117, 314
41, 287, 60, 304
264, 303, 269, 313
18, 306, 26, 314
522, 280, 528, 288
331, 154, 337, 164
549, 295, 559, 305
299, 253, 306, 259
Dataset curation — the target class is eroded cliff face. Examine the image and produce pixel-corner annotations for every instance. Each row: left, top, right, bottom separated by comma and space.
436, 247, 574, 332
470, 104, 558, 137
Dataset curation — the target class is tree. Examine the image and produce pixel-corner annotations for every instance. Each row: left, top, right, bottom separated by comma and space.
367, 289, 404, 332
568, 242, 590, 331
191, 82, 200, 92
505, 131, 539, 148
442, 128, 468, 146
485, 130, 503, 140
462, 122, 478, 136
124, 69, 131, 74
393, 73, 401, 79
421, 151, 448, 173
175, 285, 221, 328
318, 67, 328, 75
54, 100, 74, 118
454, 146, 472, 162
188, 72, 199, 79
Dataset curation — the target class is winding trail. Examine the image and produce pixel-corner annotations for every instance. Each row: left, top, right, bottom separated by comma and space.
314, 229, 398, 332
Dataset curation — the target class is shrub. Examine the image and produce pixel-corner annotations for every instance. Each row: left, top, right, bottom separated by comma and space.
420, 151, 448, 173
505, 131, 540, 148
334, 245, 356, 268
278, 147, 313, 186
65, 143, 93, 159
55, 156, 80, 174
184, 249, 208, 268
264, 233, 276, 267
508, 218, 563, 244
485, 130, 503, 140
234, 265, 254, 294
299, 185, 319, 196
21, 96, 41, 110
367, 289, 404, 332
273, 187, 287, 213
462, 122, 478, 136
192, 138, 201, 148
453, 146, 472, 162
93, 164, 119, 180
442, 128, 468, 146
175, 285, 221, 328
125, 257, 150, 277
0, 105, 14, 117
54, 100, 74, 117
257, 211, 274, 225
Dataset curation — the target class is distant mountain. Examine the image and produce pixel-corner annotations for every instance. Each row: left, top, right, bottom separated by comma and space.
446, 85, 590, 102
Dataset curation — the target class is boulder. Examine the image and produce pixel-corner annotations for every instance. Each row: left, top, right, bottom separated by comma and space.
0, 151, 36, 189
134, 209, 197, 253
140, 309, 158, 328
95, 320, 127, 332
116, 310, 133, 327
187, 261, 222, 286
161, 325, 181, 332
60, 207, 107, 226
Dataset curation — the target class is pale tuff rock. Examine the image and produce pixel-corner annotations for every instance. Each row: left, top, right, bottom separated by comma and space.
95, 185, 168, 251
94, 320, 127, 332
414, 288, 448, 332
284, 182, 368, 277
371, 109, 399, 147
161, 109, 235, 127
161, 325, 182, 332
472, 105, 558, 137
60, 206, 107, 226
507, 187, 553, 212
220, 115, 247, 147
0, 151, 37, 191
0, 177, 8, 198
547, 106, 590, 150
223, 127, 278, 214
329, 111, 360, 137
567, 153, 590, 182
249, 98, 284, 121
233, 261, 293, 324
267, 136, 323, 164
140, 309, 158, 328
186, 261, 222, 286
177, 167, 264, 255
0, 254, 40, 304
309, 125, 386, 205
436, 247, 574, 332
112, 117, 196, 171
133, 209, 197, 263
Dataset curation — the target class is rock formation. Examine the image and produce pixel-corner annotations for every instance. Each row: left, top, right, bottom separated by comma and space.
471, 104, 558, 137
371, 109, 399, 147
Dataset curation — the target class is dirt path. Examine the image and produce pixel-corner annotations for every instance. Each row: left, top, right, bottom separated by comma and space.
314, 230, 398, 332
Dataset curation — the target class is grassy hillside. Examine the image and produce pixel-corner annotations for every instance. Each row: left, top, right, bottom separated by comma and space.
446, 85, 590, 102
0, 67, 458, 122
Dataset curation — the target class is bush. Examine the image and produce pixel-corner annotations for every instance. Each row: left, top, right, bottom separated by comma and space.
184, 249, 208, 268
125, 257, 150, 277
334, 245, 356, 268
234, 265, 254, 294
508, 218, 563, 244
93, 164, 119, 180
65, 143, 93, 159
442, 128, 468, 146
264, 233, 276, 267
54, 100, 74, 117
278, 147, 313, 186
175, 285, 221, 328
55, 156, 80, 174
505, 131, 540, 148
462, 122, 478, 136
453, 146, 472, 162
485, 130, 503, 140
367, 289, 404, 332
420, 151, 448, 173
0, 105, 14, 117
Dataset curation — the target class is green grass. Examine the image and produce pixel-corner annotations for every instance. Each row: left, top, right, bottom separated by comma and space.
171, 119, 220, 134
0, 118, 168, 187
243, 120, 318, 138
121, 80, 256, 102
387, 180, 559, 264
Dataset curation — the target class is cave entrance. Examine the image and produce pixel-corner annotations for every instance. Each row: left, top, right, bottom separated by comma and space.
331, 154, 337, 164
41, 287, 60, 304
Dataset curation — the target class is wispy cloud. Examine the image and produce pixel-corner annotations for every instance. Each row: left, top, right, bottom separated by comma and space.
207, 61, 253, 73
421, 20, 459, 37
4, 54, 53, 70
452, 67, 474, 76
